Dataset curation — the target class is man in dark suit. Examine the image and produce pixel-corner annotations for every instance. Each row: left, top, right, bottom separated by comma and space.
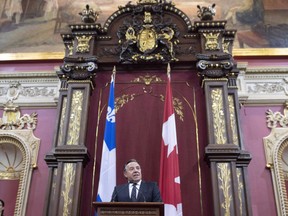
111, 159, 162, 202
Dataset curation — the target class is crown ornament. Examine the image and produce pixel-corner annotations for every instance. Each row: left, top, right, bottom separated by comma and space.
197, 3, 216, 21
79, 4, 99, 23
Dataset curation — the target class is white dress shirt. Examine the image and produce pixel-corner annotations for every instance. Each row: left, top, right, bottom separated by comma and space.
129, 180, 141, 199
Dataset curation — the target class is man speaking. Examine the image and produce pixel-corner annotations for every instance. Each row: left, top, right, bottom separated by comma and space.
111, 159, 162, 202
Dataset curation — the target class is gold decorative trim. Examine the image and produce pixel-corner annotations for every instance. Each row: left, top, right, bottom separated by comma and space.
61, 163, 75, 216
58, 97, 67, 146
131, 75, 163, 85
211, 88, 227, 144
233, 48, 288, 57
1, 48, 288, 61
203, 32, 220, 51
67, 90, 83, 145
76, 36, 92, 53
218, 163, 232, 216
182, 86, 203, 215
228, 95, 239, 146
115, 94, 136, 113
236, 168, 244, 215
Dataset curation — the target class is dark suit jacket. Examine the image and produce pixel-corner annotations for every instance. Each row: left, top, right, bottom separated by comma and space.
111, 181, 162, 202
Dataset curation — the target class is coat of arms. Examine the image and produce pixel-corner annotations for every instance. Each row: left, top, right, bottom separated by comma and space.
117, 3, 180, 63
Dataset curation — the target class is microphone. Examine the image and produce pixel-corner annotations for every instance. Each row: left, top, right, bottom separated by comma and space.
129, 181, 146, 202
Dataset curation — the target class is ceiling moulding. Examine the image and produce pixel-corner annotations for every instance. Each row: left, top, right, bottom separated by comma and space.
237, 63, 288, 105
0, 71, 60, 107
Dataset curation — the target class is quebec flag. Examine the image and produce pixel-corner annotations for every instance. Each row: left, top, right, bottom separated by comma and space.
97, 71, 116, 202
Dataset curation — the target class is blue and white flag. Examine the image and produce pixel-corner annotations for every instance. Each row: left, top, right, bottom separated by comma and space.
97, 70, 116, 202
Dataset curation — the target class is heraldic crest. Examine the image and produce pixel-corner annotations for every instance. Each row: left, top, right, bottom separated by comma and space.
117, 1, 180, 63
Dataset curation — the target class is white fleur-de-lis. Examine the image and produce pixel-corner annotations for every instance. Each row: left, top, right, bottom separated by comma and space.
106, 106, 115, 123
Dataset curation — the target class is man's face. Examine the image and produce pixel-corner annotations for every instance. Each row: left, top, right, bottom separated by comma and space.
124, 161, 142, 183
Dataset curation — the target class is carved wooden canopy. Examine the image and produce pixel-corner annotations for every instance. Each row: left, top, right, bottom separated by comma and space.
59, 0, 237, 80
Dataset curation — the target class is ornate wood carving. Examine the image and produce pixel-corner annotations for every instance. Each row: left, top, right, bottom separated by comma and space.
43, 1, 253, 216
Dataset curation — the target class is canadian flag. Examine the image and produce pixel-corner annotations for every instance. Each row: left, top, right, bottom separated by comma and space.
159, 64, 183, 216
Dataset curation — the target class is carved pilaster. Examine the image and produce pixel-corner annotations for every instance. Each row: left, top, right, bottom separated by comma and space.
44, 4, 98, 215
195, 10, 252, 214
43, 79, 68, 216
48, 81, 91, 216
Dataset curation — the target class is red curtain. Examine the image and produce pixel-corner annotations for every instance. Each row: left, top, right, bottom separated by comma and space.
82, 70, 213, 216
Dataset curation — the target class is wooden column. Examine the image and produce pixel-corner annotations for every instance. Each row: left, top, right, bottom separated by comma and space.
43, 79, 68, 215
44, 6, 100, 215
195, 19, 252, 216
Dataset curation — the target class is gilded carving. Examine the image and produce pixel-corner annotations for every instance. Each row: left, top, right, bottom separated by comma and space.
203, 32, 220, 50
211, 88, 227, 144
58, 97, 67, 146
115, 93, 184, 121
52, 169, 58, 197
76, 35, 92, 53
236, 168, 244, 216
62, 163, 75, 216
172, 98, 184, 122
218, 163, 232, 216
0, 101, 37, 130
66, 42, 74, 56
131, 75, 163, 85
67, 90, 83, 145
228, 95, 239, 146
117, 3, 180, 63
138, 27, 157, 53
115, 94, 136, 113
222, 39, 230, 54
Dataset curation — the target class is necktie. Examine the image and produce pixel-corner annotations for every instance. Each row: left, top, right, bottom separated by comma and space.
131, 183, 137, 202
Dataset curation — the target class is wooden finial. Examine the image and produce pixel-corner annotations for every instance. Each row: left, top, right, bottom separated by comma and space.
167, 63, 171, 77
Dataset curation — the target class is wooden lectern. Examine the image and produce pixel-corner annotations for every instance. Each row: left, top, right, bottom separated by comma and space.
93, 202, 164, 216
